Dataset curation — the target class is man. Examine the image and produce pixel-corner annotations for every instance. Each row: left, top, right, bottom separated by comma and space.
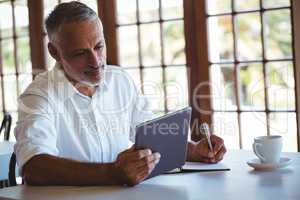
14, 1, 226, 186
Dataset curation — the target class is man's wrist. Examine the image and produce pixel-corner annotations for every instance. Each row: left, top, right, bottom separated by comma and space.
109, 162, 125, 185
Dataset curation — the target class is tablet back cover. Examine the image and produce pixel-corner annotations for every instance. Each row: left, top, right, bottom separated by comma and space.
135, 107, 191, 179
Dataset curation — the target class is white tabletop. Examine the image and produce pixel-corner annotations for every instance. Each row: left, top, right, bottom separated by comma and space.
0, 141, 14, 181
0, 150, 299, 200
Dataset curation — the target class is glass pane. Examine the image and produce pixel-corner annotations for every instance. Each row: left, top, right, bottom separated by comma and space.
241, 112, 267, 150
142, 68, 164, 112
3, 75, 18, 111
44, 0, 58, 20
161, 0, 183, 19
0, 2, 13, 38
18, 74, 32, 94
140, 23, 161, 67
263, 0, 290, 9
17, 37, 32, 74
210, 64, 237, 111
15, 0, 29, 36
139, 0, 159, 22
124, 68, 141, 91
116, 0, 136, 24
264, 9, 292, 60
236, 13, 262, 61
208, 16, 233, 62
2, 39, 16, 75
269, 112, 297, 152
206, 0, 231, 15
118, 26, 139, 67
267, 61, 295, 111
234, 0, 259, 12
163, 20, 186, 65
239, 63, 265, 110
165, 67, 188, 110
213, 112, 240, 149
80, 0, 98, 14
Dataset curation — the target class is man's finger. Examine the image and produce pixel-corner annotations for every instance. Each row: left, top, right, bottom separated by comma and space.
124, 149, 152, 162
135, 169, 150, 183
199, 156, 217, 163
194, 139, 214, 159
118, 145, 137, 159
211, 135, 224, 154
215, 146, 227, 161
135, 153, 160, 169
127, 166, 153, 186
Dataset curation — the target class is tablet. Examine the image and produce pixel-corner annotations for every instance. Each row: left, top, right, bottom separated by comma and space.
135, 107, 192, 179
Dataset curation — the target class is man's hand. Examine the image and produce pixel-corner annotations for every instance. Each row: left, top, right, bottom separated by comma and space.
113, 146, 161, 186
187, 135, 226, 163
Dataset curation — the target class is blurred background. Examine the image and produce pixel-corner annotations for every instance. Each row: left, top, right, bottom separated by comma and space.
0, 0, 299, 152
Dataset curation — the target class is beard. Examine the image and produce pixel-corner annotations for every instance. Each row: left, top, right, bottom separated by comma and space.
77, 63, 106, 88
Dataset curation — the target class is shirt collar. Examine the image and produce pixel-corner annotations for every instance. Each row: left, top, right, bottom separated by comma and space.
50, 62, 109, 101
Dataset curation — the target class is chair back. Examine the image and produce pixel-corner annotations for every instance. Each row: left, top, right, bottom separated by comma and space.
8, 153, 17, 186
0, 113, 12, 141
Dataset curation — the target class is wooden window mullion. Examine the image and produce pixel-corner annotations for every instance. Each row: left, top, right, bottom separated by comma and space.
135, 0, 145, 94
28, 0, 47, 76
231, 0, 243, 148
258, 0, 271, 136
292, 0, 300, 152
184, 0, 212, 141
11, 0, 20, 96
97, 0, 118, 65
158, 0, 168, 113
0, 10, 5, 113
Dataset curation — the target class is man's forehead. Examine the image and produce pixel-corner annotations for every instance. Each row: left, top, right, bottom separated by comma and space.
55, 19, 105, 47
60, 18, 103, 34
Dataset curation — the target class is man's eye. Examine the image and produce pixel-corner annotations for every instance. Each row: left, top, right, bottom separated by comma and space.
73, 51, 85, 57
95, 45, 103, 50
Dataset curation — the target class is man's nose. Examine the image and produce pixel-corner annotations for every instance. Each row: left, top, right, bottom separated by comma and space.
88, 50, 102, 68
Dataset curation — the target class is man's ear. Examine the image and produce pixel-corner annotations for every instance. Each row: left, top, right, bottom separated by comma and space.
48, 42, 61, 62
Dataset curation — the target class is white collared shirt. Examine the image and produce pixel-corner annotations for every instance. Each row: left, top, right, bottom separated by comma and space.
14, 64, 153, 171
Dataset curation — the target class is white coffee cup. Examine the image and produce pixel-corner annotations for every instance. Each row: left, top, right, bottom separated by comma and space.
252, 135, 283, 164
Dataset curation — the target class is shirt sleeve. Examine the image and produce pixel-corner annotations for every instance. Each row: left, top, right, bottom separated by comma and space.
14, 93, 59, 173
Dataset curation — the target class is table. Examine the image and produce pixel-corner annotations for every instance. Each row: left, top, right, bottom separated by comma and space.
0, 141, 14, 181
0, 150, 299, 200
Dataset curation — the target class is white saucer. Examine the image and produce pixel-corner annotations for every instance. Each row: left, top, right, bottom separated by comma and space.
247, 157, 292, 171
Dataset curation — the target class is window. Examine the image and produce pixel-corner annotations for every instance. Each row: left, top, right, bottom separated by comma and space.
0, 0, 299, 152
206, 0, 297, 151
0, 0, 32, 141
116, 0, 188, 117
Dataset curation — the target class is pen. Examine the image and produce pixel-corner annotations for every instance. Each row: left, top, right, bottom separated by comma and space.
200, 123, 213, 153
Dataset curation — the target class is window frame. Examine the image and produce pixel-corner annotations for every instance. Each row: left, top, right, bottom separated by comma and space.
184, 0, 300, 150
114, 0, 187, 114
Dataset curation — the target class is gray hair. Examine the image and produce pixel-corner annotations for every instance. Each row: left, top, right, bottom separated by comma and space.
45, 1, 98, 41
